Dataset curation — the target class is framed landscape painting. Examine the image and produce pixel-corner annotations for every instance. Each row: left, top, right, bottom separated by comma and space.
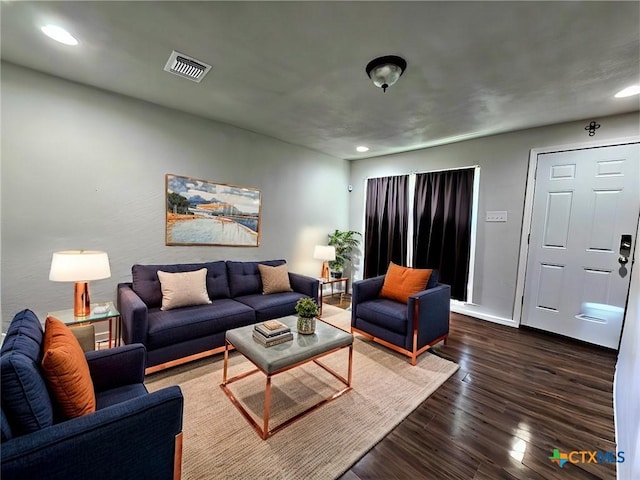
166, 174, 261, 247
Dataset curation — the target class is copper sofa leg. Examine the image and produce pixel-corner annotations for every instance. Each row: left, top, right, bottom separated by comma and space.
174, 432, 183, 480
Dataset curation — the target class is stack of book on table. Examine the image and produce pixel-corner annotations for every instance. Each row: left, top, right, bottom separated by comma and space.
252, 319, 293, 347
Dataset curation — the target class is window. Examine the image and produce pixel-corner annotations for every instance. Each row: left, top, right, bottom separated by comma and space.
364, 167, 478, 301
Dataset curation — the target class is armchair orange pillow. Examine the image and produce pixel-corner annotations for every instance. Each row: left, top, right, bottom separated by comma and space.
41, 316, 96, 419
379, 262, 433, 303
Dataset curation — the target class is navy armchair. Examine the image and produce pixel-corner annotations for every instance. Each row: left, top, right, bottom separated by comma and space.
1, 310, 184, 480
351, 274, 450, 365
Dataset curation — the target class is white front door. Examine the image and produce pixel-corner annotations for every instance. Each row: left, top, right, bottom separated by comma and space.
521, 142, 639, 348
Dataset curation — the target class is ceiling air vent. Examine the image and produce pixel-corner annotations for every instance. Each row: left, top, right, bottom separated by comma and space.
163, 50, 212, 83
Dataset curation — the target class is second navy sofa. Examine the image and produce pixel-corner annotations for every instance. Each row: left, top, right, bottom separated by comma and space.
117, 259, 319, 372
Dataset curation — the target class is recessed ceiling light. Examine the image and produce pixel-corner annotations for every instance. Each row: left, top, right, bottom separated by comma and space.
356, 146, 369, 153
41, 25, 78, 46
614, 85, 640, 98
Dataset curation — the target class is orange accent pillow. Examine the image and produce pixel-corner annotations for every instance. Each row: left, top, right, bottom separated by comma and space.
379, 262, 433, 304
41, 316, 96, 419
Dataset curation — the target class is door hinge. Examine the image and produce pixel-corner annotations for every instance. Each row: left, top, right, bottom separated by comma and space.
527, 233, 530, 244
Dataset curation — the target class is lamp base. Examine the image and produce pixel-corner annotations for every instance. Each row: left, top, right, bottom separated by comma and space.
74, 281, 91, 317
321, 261, 330, 281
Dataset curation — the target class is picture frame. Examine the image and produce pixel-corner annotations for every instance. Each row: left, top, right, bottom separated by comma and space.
166, 174, 261, 247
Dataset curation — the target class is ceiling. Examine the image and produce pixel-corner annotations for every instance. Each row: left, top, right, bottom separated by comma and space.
2, 1, 639, 160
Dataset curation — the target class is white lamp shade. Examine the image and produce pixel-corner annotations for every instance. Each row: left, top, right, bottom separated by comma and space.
49, 250, 111, 282
313, 245, 336, 261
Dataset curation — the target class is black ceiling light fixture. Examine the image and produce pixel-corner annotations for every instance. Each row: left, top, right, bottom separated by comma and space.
366, 55, 407, 92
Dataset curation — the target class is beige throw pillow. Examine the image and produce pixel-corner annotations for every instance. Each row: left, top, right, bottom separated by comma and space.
258, 263, 293, 295
157, 268, 212, 310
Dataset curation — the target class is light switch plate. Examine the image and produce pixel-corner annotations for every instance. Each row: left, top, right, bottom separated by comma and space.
486, 211, 507, 222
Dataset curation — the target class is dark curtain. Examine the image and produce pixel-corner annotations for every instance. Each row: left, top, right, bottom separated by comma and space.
363, 175, 409, 278
413, 168, 474, 301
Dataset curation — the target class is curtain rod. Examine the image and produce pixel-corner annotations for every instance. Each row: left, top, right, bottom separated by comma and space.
365, 164, 479, 181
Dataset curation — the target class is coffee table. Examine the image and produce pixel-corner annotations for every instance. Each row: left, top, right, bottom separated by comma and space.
220, 315, 353, 439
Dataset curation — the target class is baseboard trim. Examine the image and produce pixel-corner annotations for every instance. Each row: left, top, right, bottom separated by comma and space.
450, 303, 517, 328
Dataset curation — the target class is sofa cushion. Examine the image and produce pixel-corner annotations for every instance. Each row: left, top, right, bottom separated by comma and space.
146, 299, 255, 350
227, 259, 286, 298
258, 263, 293, 294
380, 262, 432, 304
235, 292, 306, 322
132, 261, 229, 308
1, 353, 54, 436
157, 268, 212, 310
0, 309, 53, 436
2, 309, 44, 353
41, 316, 96, 419
356, 298, 408, 335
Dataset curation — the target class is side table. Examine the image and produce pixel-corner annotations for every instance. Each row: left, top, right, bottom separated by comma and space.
318, 277, 349, 315
48, 301, 121, 348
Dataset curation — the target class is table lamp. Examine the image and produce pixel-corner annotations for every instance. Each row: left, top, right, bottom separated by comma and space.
313, 245, 336, 280
49, 250, 111, 317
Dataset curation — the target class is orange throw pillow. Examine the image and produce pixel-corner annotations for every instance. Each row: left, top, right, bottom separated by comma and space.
380, 262, 433, 304
41, 316, 96, 419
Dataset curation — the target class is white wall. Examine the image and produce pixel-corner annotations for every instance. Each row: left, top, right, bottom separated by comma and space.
615, 216, 640, 479
349, 112, 640, 324
1, 62, 350, 327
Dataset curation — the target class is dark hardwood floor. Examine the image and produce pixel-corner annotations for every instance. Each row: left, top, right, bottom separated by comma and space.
327, 296, 619, 480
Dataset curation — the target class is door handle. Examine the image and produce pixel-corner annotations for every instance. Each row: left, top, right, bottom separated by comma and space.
619, 234, 632, 265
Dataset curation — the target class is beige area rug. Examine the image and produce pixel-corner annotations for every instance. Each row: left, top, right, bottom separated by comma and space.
146, 305, 458, 480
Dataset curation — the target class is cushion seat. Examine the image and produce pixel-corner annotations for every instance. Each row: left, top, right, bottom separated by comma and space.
147, 299, 255, 350
235, 292, 308, 322
356, 298, 408, 335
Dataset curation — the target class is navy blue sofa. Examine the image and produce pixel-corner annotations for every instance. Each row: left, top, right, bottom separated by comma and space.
1, 309, 184, 480
351, 273, 450, 365
117, 259, 319, 373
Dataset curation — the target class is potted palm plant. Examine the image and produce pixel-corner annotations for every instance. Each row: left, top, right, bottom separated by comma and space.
295, 297, 319, 334
327, 230, 361, 278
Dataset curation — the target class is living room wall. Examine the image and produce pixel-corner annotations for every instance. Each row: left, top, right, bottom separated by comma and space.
348, 111, 639, 324
1, 62, 349, 327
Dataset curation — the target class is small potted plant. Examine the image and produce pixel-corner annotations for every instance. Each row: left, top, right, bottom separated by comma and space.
295, 297, 319, 335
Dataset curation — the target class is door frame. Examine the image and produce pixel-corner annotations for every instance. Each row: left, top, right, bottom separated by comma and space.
513, 136, 640, 327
